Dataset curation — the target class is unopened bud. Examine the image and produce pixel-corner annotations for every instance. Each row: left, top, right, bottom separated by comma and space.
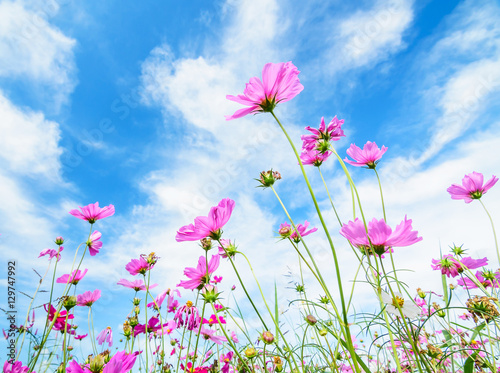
63, 296, 77, 311
244, 347, 257, 358
261, 331, 274, 344
133, 297, 141, 306
305, 314, 317, 326
55, 236, 64, 245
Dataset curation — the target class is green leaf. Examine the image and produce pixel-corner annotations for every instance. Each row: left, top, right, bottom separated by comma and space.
464, 352, 477, 373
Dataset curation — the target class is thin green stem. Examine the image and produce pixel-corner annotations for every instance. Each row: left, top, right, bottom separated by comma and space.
479, 199, 499, 266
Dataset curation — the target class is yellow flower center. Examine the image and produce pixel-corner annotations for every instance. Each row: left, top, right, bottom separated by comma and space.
392, 296, 405, 308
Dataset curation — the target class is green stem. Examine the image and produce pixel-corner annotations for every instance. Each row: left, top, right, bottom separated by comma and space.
270, 111, 361, 371
374, 168, 387, 222
479, 199, 499, 266
318, 166, 343, 227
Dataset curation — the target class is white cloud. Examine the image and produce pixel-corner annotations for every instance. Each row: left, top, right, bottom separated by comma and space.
0, 90, 63, 178
409, 0, 500, 165
0, 0, 77, 108
325, 0, 413, 74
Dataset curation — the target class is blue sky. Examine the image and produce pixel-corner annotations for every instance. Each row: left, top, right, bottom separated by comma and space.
2, 0, 500, 359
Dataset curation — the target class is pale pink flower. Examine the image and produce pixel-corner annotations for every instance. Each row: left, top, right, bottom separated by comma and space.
301, 116, 345, 151
176, 198, 235, 242
344, 141, 388, 168
226, 62, 303, 120
77, 289, 101, 307
96, 326, 113, 347
280, 221, 318, 243
69, 202, 115, 223
300, 149, 331, 166
117, 279, 158, 291
147, 290, 169, 310
38, 246, 63, 261
199, 327, 227, 344
125, 257, 152, 276
178, 255, 220, 290
87, 231, 102, 256
56, 269, 88, 285
447, 171, 498, 203
340, 216, 422, 255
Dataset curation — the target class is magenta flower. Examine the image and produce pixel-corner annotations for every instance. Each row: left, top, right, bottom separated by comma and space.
75, 334, 88, 340
340, 216, 422, 255
226, 62, 304, 120
301, 116, 345, 152
69, 202, 115, 223
447, 172, 498, 203
39, 246, 63, 261
431, 255, 488, 278
202, 314, 226, 326
117, 279, 158, 291
3, 361, 31, 373
96, 326, 113, 347
56, 269, 88, 285
176, 198, 235, 242
300, 149, 332, 167
344, 141, 388, 168
86, 231, 103, 256
44, 304, 74, 332
133, 316, 171, 337
77, 289, 101, 307
458, 270, 500, 289
125, 257, 152, 276
178, 255, 220, 290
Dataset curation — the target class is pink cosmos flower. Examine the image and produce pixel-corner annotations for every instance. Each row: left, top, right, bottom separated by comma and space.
38, 246, 63, 261
280, 221, 318, 243
340, 216, 422, 256
174, 302, 200, 330
431, 255, 488, 278
133, 316, 172, 337
77, 289, 101, 307
3, 361, 31, 373
44, 304, 74, 332
147, 290, 169, 310
202, 314, 226, 327
87, 231, 103, 256
96, 326, 113, 347
220, 352, 234, 373
125, 257, 152, 276
178, 255, 220, 290
230, 331, 239, 343
56, 269, 88, 285
344, 141, 388, 168
457, 270, 500, 289
225, 62, 304, 120
199, 327, 227, 345
301, 116, 345, 151
75, 334, 88, 340
117, 279, 158, 291
447, 172, 498, 203
69, 202, 115, 223
102, 351, 139, 373
300, 149, 332, 167
176, 198, 235, 242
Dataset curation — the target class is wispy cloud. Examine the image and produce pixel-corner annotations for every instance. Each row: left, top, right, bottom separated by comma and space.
0, 0, 77, 109
322, 0, 414, 75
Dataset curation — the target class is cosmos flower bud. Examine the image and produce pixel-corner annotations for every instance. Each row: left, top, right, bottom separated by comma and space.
200, 238, 212, 251
55, 236, 64, 245
261, 331, 274, 344
201, 285, 219, 303
63, 296, 77, 311
305, 314, 317, 326
416, 288, 426, 299
89, 355, 105, 372
257, 170, 282, 188
133, 297, 141, 306
244, 347, 257, 359
129, 316, 139, 327
319, 329, 328, 337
